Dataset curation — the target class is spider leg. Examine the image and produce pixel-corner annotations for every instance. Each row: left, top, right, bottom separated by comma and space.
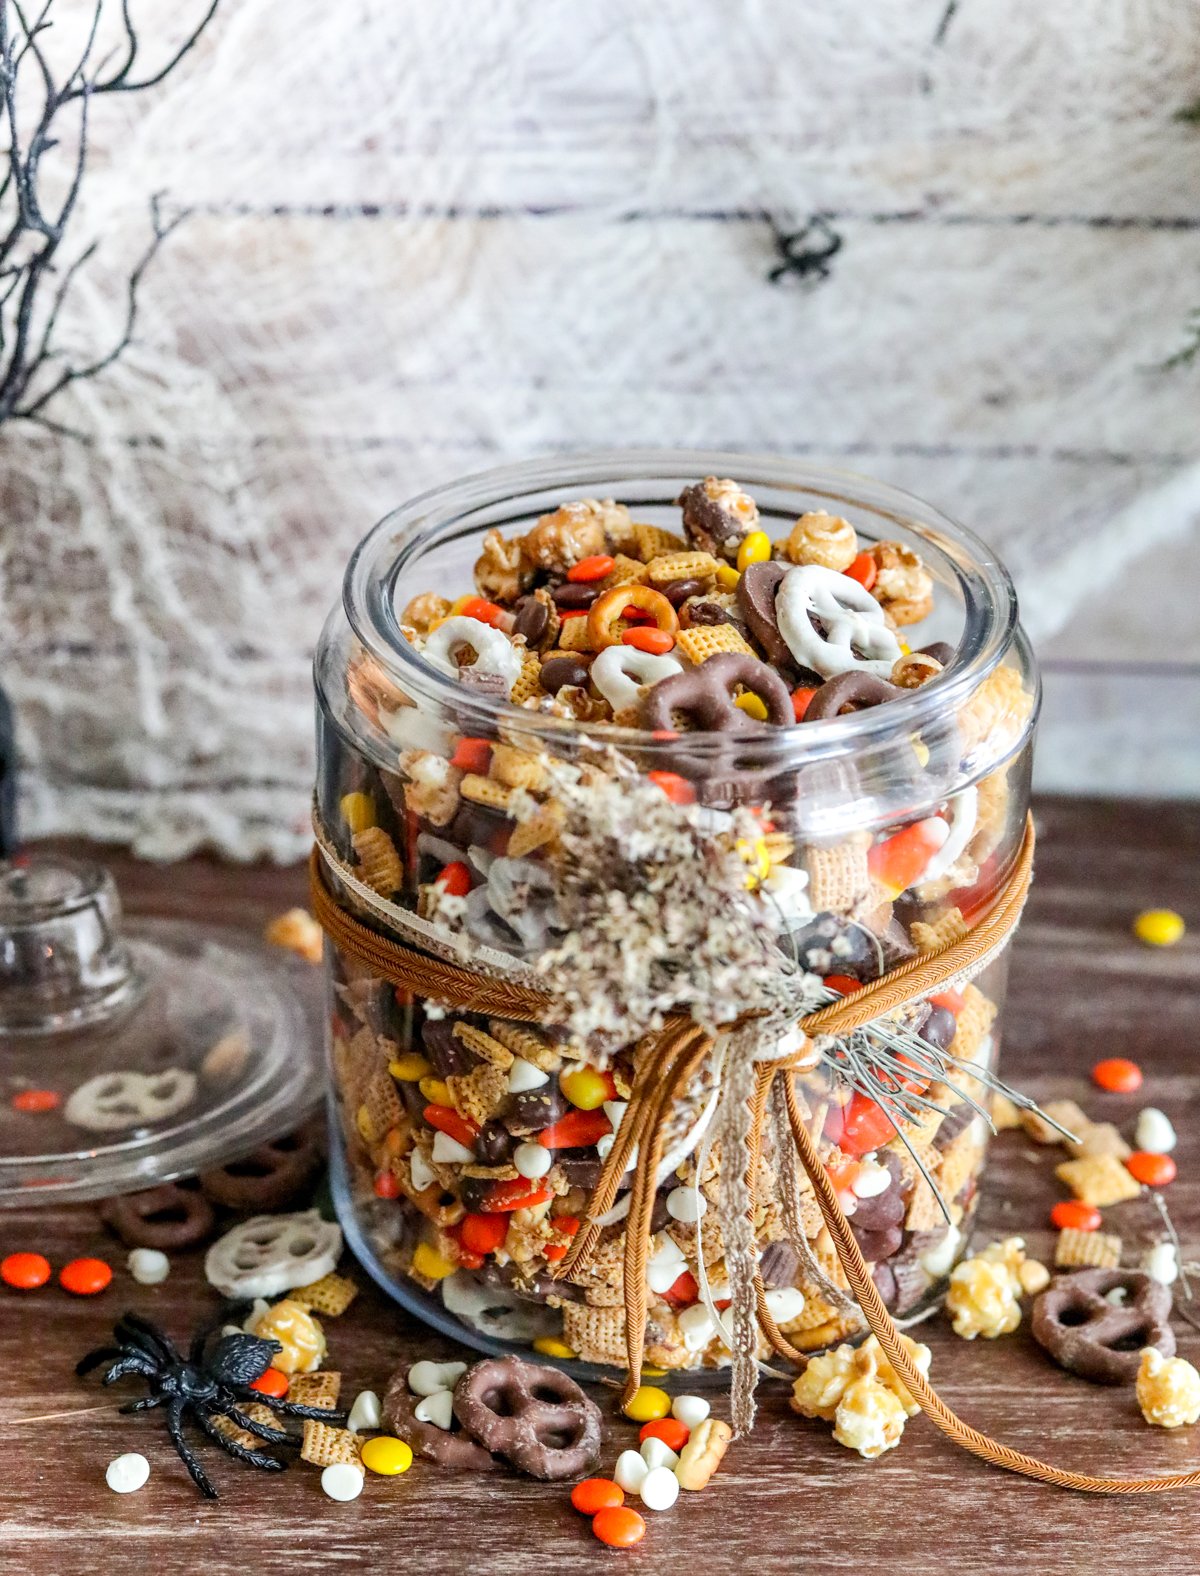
166, 1398, 218, 1500
193, 1408, 288, 1474
120, 1394, 168, 1414
219, 1402, 292, 1446
118, 1313, 181, 1365
253, 1395, 349, 1423
100, 1354, 159, 1387
76, 1345, 125, 1377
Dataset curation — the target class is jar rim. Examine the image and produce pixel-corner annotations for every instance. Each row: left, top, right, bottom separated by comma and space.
340, 449, 1028, 773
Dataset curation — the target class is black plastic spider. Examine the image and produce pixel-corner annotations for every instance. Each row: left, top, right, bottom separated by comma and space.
77, 1311, 345, 1499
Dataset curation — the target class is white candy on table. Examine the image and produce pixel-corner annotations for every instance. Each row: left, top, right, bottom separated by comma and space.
408, 1359, 468, 1396
638, 1464, 681, 1511
105, 1453, 150, 1494
665, 1185, 706, 1224
1143, 1242, 1180, 1286
1135, 1108, 1177, 1154
671, 1394, 711, 1428
639, 1436, 680, 1471
614, 1448, 649, 1494
321, 1463, 365, 1501
127, 1248, 170, 1285
347, 1390, 382, 1433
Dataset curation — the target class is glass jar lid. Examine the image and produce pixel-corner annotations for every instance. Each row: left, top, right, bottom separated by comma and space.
0, 854, 322, 1205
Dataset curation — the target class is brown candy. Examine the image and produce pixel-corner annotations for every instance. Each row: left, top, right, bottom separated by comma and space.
452, 1357, 602, 1480
383, 1369, 501, 1472
642, 652, 793, 732
199, 1121, 325, 1211
1031, 1269, 1175, 1384
803, 671, 907, 720
661, 577, 706, 608
540, 655, 591, 695
735, 561, 795, 671
100, 1179, 215, 1250
677, 482, 744, 561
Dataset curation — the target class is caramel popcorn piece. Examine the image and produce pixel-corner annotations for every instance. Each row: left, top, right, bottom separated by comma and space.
945, 1238, 1034, 1339
249, 1299, 327, 1375
1137, 1348, 1200, 1428
522, 501, 611, 573
790, 1333, 930, 1459
867, 541, 934, 624
474, 527, 527, 601
785, 511, 858, 572
401, 591, 451, 633
263, 907, 324, 965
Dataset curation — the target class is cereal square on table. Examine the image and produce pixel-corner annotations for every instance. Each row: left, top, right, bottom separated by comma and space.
1064, 1121, 1131, 1161
1055, 1228, 1122, 1270
1055, 1154, 1143, 1208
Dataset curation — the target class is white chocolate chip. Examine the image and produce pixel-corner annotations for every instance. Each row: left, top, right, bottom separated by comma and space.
638, 1464, 681, 1511
507, 1058, 549, 1094
432, 1130, 475, 1165
513, 1142, 552, 1180
409, 1147, 437, 1192
347, 1390, 382, 1433
640, 1436, 680, 1471
414, 1390, 455, 1430
1143, 1242, 1180, 1286
665, 1186, 706, 1224
671, 1394, 710, 1428
321, 1462, 365, 1501
1135, 1108, 1177, 1155
678, 1302, 718, 1352
408, 1359, 467, 1397
127, 1248, 170, 1285
614, 1448, 649, 1494
851, 1160, 891, 1199
764, 1287, 806, 1324
645, 1234, 687, 1295
106, 1453, 150, 1494
919, 1222, 962, 1279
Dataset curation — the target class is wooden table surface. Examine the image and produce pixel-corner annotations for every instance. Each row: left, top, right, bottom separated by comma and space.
4, 798, 1199, 1575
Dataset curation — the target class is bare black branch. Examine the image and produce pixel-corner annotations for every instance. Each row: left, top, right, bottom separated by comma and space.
0, 0, 217, 433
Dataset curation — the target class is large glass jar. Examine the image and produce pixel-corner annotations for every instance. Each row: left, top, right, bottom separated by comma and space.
313, 453, 1038, 1373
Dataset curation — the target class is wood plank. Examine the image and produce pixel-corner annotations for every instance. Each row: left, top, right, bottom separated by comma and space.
2, 796, 1199, 1571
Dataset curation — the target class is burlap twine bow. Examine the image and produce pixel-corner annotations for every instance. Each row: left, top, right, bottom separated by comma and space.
311, 814, 1200, 1494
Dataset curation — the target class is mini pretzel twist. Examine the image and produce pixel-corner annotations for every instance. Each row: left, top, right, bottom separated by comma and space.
641, 651, 793, 731
587, 584, 679, 649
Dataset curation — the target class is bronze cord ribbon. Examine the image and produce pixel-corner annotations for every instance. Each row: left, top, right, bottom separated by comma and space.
311, 815, 1200, 1494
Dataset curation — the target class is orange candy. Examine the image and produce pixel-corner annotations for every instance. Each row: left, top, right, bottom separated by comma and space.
646, 770, 695, 805
1, 1251, 52, 1289
639, 1417, 690, 1452
571, 1478, 624, 1515
823, 974, 863, 996
250, 1367, 290, 1398
1091, 1057, 1143, 1094
11, 1089, 59, 1113
459, 596, 506, 627
373, 1169, 400, 1199
567, 555, 615, 584
450, 737, 492, 774
791, 685, 818, 722
1126, 1151, 1176, 1187
621, 627, 675, 655
592, 1506, 646, 1548
929, 989, 965, 1016
1050, 1200, 1101, 1232
435, 861, 472, 898
843, 551, 878, 591
868, 818, 947, 895
59, 1257, 113, 1296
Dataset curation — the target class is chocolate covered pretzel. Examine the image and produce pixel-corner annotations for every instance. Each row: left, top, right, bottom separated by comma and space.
452, 1356, 601, 1480
1031, 1269, 1175, 1384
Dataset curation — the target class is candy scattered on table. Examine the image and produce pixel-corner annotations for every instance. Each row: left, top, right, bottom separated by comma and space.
320, 1462, 365, 1501
1137, 1348, 1200, 1427
570, 1477, 624, 1515
1091, 1057, 1143, 1094
622, 1384, 671, 1423
1050, 1201, 1101, 1233
638, 1464, 680, 1511
1132, 909, 1185, 947
591, 1505, 646, 1548
10, 1088, 59, 1112
360, 1435, 414, 1475
1142, 1242, 1180, 1286
59, 1257, 113, 1296
670, 1394, 710, 1429
1, 1251, 51, 1289
1125, 1151, 1177, 1187
1134, 1107, 1177, 1154
105, 1453, 150, 1494
264, 907, 325, 963
127, 1247, 171, 1285
347, 1389, 382, 1433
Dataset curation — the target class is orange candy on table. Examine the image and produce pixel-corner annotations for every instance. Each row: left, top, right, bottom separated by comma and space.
250, 1367, 290, 1398
59, 1257, 113, 1296
639, 1417, 690, 1453
592, 1506, 647, 1548
1126, 1151, 1177, 1187
570, 1478, 625, 1515
1050, 1200, 1102, 1232
11, 1089, 59, 1113
1091, 1058, 1143, 1094
1, 1251, 52, 1289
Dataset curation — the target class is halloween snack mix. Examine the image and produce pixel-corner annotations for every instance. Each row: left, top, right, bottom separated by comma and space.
312, 462, 1039, 1374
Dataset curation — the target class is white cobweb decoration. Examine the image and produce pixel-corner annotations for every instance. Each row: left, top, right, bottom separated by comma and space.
3, 0, 1198, 859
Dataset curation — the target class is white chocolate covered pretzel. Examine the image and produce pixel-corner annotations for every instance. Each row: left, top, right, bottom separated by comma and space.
776, 564, 902, 678
590, 644, 684, 710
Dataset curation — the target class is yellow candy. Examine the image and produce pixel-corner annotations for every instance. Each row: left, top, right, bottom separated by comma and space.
733, 691, 768, 722
560, 1067, 610, 1111
449, 594, 475, 615
533, 1336, 577, 1360
736, 835, 771, 889
419, 1076, 453, 1107
715, 563, 741, 589
411, 1242, 456, 1281
360, 1435, 414, 1476
736, 531, 771, 572
390, 1053, 431, 1081
1133, 909, 1185, 947
910, 734, 930, 768
898, 639, 911, 656
339, 791, 376, 833
640, 1367, 668, 1379
623, 1384, 671, 1423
